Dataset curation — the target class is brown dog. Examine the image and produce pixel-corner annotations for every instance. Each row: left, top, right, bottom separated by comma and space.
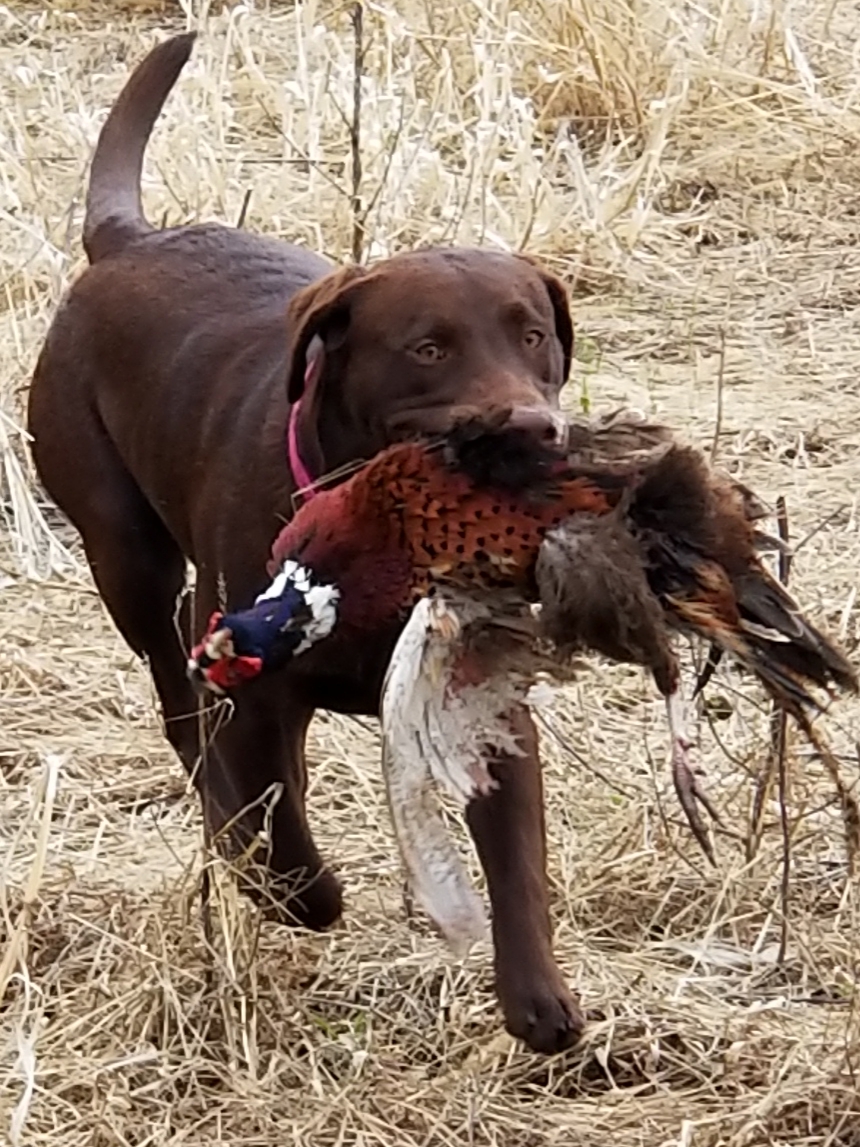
27, 33, 583, 1053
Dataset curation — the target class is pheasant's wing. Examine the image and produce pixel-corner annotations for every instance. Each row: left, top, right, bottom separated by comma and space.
648, 536, 856, 710
380, 595, 490, 954
624, 444, 857, 708
535, 514, 674, 681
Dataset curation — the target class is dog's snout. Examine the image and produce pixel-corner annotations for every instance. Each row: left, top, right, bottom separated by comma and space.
507, 405, 568, 446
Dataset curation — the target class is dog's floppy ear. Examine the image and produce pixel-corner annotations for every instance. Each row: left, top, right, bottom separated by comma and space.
516, 254, 574, 384
285, 265, 373, 403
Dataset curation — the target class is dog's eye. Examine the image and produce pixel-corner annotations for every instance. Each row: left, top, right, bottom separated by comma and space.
524, 329, 545, 349
413, 340, 446, 362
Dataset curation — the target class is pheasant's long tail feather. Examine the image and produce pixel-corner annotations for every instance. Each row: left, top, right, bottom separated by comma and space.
795, 710, 860, 869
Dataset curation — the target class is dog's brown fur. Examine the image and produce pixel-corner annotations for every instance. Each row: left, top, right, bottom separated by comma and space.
27, 33, 583, 1053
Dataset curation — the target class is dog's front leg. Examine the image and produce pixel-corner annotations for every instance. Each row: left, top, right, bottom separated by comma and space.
202, 682, 343, 931
465, 707, 585, 1054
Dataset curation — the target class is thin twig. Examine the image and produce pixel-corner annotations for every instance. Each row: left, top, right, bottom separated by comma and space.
747, 747, 776, 864
709, 325, 727, 463
350, 3, 365, 264
361, 99, 407, 226
791, 503, 848, 559
197, 696, 215, 990
774, 705, 790, 965
776, 496, 792, 585
796, 712, 860, 871
748, 494, 795, 873
535, 710, 642, 801
198, 748, 215, 899
179, 574, 219, 990
235, 188, 252, 229
774, 494, 791, 965
253, 95, 350, 198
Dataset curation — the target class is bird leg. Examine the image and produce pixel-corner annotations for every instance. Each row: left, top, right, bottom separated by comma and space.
664, 688, 722, 865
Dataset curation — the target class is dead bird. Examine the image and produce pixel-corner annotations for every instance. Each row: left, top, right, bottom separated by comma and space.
188, 411, 857, 945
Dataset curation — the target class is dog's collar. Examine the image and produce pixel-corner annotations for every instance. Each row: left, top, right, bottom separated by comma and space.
287, 399, 316, 502
288, 343, 324, 503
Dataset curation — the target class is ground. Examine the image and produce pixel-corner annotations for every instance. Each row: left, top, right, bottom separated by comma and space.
1, 2, 859, 1145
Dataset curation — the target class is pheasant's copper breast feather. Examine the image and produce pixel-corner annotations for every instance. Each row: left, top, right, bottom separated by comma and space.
352, 441, 616, 595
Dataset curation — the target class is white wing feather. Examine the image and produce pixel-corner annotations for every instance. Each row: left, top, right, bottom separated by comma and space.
381, 596, 489, 954
381, 593, 544, 954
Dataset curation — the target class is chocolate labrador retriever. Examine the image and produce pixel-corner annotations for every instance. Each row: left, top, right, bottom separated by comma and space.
27, 33, 583, 1053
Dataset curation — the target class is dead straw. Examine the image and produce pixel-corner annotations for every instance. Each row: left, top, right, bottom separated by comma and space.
2, 1, 860, 1144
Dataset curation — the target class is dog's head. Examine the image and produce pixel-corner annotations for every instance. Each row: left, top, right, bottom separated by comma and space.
284, 248, 574, 476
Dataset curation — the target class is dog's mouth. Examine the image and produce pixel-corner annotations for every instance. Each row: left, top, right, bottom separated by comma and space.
387, 403, 568, 449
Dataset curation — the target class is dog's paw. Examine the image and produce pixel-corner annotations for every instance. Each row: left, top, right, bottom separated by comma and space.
502, 981, 585, 1055
238, 866, 344, 931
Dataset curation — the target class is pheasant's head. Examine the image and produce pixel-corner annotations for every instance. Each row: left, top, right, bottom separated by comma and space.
188, 560, 341, 693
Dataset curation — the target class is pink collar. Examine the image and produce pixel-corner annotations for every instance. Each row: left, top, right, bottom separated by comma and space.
288, 340, 325, 503
287, 399, 316, 502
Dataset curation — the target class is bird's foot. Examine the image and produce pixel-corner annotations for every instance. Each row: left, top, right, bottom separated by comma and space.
665, 691, 721, 864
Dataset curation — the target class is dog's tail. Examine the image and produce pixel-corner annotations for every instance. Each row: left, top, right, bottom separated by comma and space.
83, 33, 196, 263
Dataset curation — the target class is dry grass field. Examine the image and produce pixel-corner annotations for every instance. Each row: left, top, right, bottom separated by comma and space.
2, 0, 860, 1143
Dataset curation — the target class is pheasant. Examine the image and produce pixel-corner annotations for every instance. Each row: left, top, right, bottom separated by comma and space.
189, 412, 857, 947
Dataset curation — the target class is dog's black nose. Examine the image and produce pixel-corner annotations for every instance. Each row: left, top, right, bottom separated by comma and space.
507, 405, 568, 446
